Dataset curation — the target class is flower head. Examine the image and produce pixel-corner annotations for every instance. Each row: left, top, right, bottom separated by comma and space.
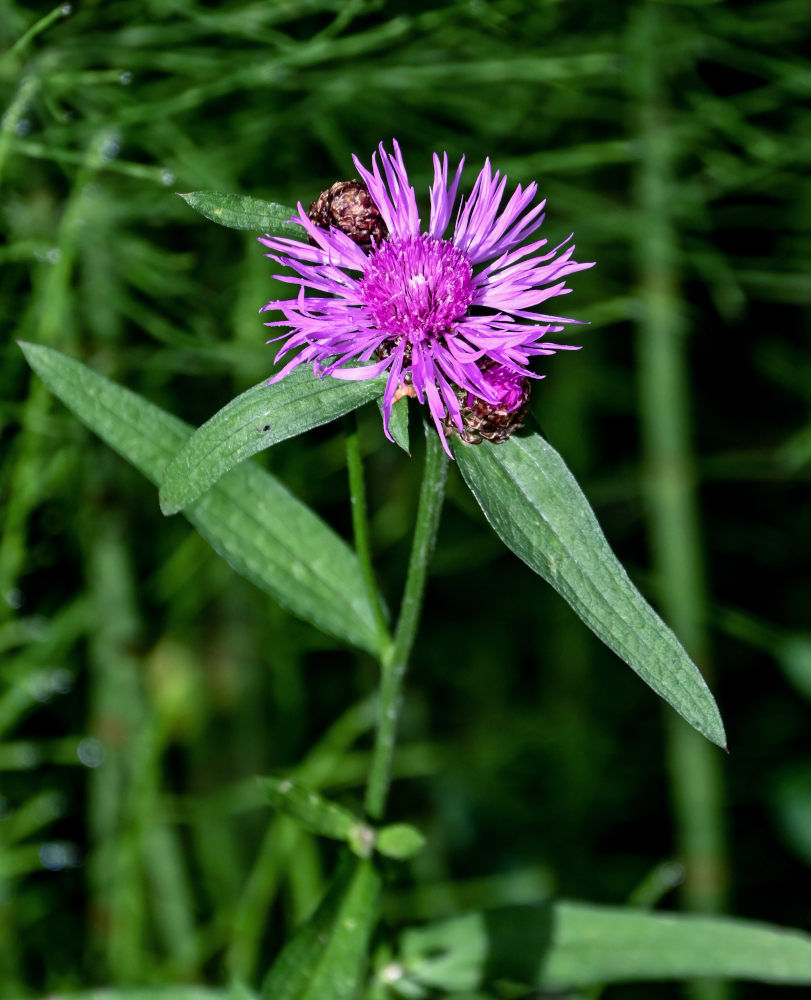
455, 365, 532, 445
260, 140, 593, 455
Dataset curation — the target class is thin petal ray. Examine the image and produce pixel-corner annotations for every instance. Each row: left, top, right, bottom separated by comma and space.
260, 141, 593, 451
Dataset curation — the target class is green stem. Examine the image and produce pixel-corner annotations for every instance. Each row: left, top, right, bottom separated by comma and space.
629, 5, 729, 999
1, 4, 71, 66
345, 414, 392, 653
364, 427, 448, 820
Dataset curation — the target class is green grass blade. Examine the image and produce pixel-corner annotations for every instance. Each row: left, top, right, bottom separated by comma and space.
19, 341, 380, 654
178, 191, 301, 235
159, 367, 387, 514
454, 430, 726, 748
397, 903, 811, 991
32, 991, 245, 1000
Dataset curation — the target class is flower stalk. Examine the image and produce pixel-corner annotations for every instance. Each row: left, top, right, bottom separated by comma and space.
345, 412, 392, 655
364, 426, 448, 820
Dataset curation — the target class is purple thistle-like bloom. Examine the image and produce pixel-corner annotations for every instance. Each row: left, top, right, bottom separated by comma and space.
260, 140, 593, 455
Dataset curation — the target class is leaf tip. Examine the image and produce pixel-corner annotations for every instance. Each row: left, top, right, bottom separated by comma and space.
17, 339, 39, 368
157, 485, 181, 517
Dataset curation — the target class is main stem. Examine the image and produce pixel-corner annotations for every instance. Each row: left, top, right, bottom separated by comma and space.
345, 414, 392, 651
364, 428, 448, 820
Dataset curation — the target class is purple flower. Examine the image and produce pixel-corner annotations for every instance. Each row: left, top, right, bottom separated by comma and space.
466, 364, 528, 414
260, 140, 593, 455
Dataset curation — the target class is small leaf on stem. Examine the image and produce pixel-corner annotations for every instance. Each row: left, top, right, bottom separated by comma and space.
178, 191, 302, 236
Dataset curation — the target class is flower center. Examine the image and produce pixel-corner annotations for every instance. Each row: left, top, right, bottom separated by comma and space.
359, 234, 473, 344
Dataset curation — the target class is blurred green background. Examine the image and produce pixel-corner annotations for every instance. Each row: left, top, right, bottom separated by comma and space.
1, 1, 809, 998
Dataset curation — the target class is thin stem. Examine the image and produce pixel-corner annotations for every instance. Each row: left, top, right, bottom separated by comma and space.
364, 427, 448, 820
345, 414, 391, 653
2, 4, 71, 66
629, 6, 728, 1000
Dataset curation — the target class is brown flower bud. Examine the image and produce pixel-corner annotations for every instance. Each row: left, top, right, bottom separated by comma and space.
445, 370, 532, 445
307, 180, 388, 253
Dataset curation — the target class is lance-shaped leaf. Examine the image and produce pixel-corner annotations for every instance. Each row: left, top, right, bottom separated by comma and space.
179, 191, 301, 236
395, 903, 811, 991
160, 367, 387, 514
260, 777, 425, 861
454, 430, 725, 748
20, 341, 381, 655
260, 775, 374, 857
261, 856, 380, 1000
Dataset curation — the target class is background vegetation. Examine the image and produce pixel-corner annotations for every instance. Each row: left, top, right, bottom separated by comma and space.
1, 1, 809, 998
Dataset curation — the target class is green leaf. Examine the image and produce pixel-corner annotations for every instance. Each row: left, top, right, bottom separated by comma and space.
397, 905, 551, 994
35, 991, 243, 1000
259, 778, 425, 861
375, 823, 425, 860
178, 191, 301, 236
380, 394, 410, 454
396, 903, 811, 991
454, 430, 726, 748
544, 903, 811, 988
160, 367, 387, 514
19, 341, 381, 655
260, 776, 374, 857
261, 856, 380, 1000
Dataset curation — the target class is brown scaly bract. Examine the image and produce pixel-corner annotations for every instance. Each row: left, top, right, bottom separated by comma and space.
307, 180, 388, 252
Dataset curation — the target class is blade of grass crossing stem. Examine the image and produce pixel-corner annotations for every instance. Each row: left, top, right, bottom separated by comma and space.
454, 430, 725, 748
228, 817, 300, 983
18, 342, 382, 655
260, 856, 380, 1000
84, 518, 149, 979
159, 367, 388, 514
0, 129, 103, 608
228, 701, 377, 982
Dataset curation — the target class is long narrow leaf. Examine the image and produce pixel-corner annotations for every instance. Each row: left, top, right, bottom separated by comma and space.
160, 367, 387, 514
20, 342, 381, 655
261, 857, 380, 1000
397, 903, 811, 991
260, 776, 363, 843
454, 429, 725, 747
178, 191, 301, 236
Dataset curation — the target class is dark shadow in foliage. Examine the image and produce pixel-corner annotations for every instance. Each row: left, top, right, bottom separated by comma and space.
481, 904, 555, 993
